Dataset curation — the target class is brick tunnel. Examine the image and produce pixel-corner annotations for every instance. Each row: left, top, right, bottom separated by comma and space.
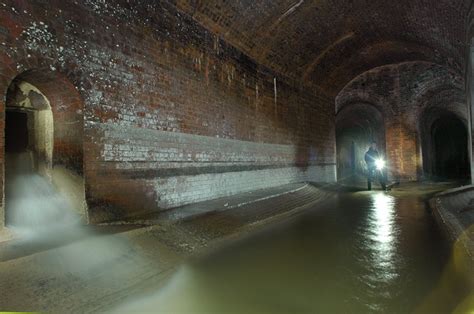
1, 0, 474, 312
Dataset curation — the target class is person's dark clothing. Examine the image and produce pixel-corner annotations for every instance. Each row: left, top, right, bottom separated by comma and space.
364, 148, 379, 169
365, 147, 386, 191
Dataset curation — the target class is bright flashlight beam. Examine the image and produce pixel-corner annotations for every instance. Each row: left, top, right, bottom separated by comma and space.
375, 158, 386, 170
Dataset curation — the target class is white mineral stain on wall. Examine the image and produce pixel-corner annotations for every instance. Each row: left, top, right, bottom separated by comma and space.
22, 22, 57, 53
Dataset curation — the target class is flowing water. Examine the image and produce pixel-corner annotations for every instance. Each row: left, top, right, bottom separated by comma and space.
119, 188, 472, 313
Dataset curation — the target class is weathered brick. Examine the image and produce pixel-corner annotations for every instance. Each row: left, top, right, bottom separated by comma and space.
336, 62, 467, 181
0, 0, 336, 225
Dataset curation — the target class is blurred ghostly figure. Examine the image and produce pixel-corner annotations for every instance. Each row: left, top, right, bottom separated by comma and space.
5, 151, 79, 237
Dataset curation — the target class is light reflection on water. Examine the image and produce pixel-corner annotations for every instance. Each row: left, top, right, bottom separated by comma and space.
356, 193, 400, 312
371, 193, 396, 247
369, 193, 399, 276
116, 190, 468, 314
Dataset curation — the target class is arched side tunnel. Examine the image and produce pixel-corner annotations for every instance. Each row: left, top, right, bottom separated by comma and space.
6, 78, 54, 176
2, 69, 87, 227
336, 103, 385, 183
419, 107, 470, 181
335, 61, 469, 183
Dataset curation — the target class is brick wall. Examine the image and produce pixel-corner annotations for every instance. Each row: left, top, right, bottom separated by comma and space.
174, 0, 467, 97
0, 0, 336, 225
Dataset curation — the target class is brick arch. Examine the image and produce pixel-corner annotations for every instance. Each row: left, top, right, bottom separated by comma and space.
417, 91, 469, 180
415, 87, 466, 124
307, 42, 451, 97
175, 0, 467, 97
412, 83, 467, 179
334, 61, 467, 181
9, 69, 85, 174
336, 101, 386, 126
0, 51, 85, 166
419, 107, 470, 180
1, 65, 86, 228
336, 62, 463, 113
336, 96, 388, 118
335, 102, 385, 182
335, 62, 403, 114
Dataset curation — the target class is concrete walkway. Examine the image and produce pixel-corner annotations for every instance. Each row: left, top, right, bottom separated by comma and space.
114, 182, 325, 223
430, 185, 474, 285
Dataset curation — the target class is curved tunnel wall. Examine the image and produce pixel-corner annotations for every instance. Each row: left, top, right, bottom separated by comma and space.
0, 1, 336, 226
175, 0, 467, 98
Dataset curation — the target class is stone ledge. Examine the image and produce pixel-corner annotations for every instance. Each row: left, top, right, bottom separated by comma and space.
430, 186, 474, 286
105, 182, 329, 225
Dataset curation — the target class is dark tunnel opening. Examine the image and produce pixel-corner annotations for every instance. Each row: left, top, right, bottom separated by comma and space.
4, 76, 57, 227
4, 109, 34, 226
431, 115, 470, 181
5, 110, 29, 153
336, 104, 385, 183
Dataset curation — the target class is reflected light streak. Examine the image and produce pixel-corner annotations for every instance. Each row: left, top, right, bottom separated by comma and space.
369, 193, 397, 272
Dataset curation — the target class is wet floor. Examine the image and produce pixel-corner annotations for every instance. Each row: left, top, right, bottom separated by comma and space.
119, 187, 471, 313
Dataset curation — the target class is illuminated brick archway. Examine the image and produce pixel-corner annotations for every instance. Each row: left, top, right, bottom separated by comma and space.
2, 69, 86, 228
336, 103, 385, 182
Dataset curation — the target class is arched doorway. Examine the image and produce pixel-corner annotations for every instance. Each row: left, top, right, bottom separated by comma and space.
336, 103, 385, 183
3, 70, 86, 229
420, 110, 470, 181
5, 79, 54, 177
431, 115, 470, 180
4, 78, 54, 228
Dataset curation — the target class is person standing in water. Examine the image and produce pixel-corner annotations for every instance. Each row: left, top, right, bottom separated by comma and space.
364, 141, 386, 191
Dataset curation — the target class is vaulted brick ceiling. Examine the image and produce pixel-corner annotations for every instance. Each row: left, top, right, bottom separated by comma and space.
173, 0, 470, 96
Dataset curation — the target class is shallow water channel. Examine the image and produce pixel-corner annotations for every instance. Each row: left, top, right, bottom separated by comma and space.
122, 187, 472, 313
